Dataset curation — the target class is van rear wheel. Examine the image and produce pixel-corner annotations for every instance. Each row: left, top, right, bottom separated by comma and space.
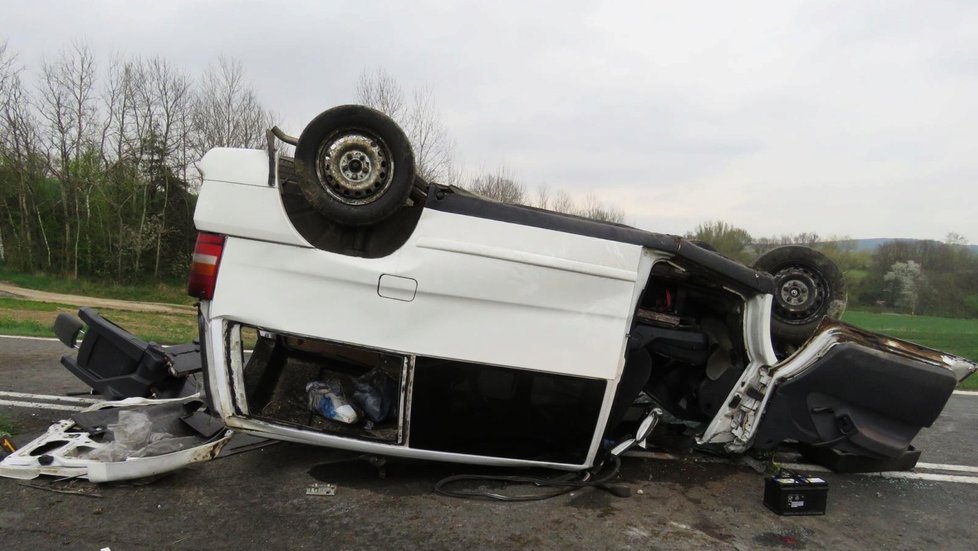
294, 105, 416, 227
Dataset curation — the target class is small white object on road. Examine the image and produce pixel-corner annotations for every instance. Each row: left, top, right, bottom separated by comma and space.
306, 483, 337, 496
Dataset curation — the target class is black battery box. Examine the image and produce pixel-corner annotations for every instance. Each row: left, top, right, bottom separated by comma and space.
763, 474, 828, 516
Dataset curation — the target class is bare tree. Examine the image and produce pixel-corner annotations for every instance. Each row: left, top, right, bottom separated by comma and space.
355, 69, 626, 220
470, 169, 526, 204
356, 68, 456, 183
134, 57, 193, 276
356, 68, 404, 122
578, 192, 625, 223
192, 56, 272, 156
534, 185, 575, 214
102, 57, 141, 162
36, 42, 98, 277
548, 189, 575, 215
406, 88, 455, 183
0, 40, 13, 100
468, 169, 625, 223
2, 68, 50, 268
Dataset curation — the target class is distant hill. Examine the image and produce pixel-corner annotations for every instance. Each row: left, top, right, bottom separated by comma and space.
844, 238, 978, 255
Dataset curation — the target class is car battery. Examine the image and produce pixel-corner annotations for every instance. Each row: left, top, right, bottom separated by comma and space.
763, 473, 828, 516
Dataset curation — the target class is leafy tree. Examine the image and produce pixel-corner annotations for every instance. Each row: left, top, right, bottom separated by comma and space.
946, 232, 968, 246
884, 260, 925, 315
687, 220, 753, 262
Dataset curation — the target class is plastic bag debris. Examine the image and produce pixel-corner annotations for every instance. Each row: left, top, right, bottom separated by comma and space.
352, 368, 397, 424
84, 410, 198, 462
306, 380, 358, 424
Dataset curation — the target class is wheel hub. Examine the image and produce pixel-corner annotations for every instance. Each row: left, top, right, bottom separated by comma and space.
772, 266, 825, 324
316, 133, 393, 205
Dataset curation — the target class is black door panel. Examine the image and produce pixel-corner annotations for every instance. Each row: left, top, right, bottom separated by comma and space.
754, 343, 957, 459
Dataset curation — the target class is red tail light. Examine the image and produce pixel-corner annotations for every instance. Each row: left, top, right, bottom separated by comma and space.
187, 232, 226, 300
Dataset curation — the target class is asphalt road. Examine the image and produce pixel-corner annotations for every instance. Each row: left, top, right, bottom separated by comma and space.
1, 336, 977, 550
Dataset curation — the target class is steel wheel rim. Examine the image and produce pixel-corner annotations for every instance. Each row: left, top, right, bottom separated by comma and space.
316, 131, 393, 206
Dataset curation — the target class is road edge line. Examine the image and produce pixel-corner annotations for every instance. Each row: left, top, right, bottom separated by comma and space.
0, 399, 85, 412
0, 335, 61, 342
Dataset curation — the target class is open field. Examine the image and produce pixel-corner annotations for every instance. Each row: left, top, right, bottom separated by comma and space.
0, 297, 196, 344
842, 310, 978, 389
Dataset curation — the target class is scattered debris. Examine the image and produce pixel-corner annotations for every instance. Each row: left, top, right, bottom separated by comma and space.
352, 368, 397, 424
1, 433, 15, 458
306, 483, 337, 496
17, 481, 103, 498
307, 380, 358, 424
0, 397, 232, 483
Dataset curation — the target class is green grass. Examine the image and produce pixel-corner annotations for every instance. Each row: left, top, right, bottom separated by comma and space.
0, 297, 196, 344
0, 267, 193, 305
842, 310, 978, 389
0, 413, 14, 435
0, 317, 53, 335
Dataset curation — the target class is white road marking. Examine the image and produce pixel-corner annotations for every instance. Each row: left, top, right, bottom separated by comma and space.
771, 461, 978, 485
0, 399, 84, 412
913, 462, 978, 474
953, 390, 978, 396
0, 391, 99, 404
0, 334, 61, 342
874, 471, 978, 485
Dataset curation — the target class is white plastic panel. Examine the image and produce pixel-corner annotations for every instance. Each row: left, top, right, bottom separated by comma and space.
0, 397, 232, 483
208, 209, 644, 380
197, 148, 271, 186
194, 179, 311, 247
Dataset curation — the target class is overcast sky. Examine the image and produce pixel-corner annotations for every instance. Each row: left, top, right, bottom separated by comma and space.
4, 0, 977, 242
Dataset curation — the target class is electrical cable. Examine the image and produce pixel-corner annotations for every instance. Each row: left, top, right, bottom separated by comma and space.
433, 454, 627, 501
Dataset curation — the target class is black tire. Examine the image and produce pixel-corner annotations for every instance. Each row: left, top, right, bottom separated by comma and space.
294, 105, 415, 227
753, 246, 847, 346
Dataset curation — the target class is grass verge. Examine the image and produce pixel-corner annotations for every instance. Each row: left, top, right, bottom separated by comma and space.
0, 413, 13, 434
843, 310, 978, 390
0, 297, 196, 344
0, 267, 192, 305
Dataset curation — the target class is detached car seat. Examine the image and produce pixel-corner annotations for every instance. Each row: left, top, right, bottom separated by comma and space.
55, 307, 200, 399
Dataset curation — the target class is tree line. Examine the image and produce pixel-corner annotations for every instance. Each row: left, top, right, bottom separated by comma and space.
688, 221, 978, 319
0, 41, 272, 280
